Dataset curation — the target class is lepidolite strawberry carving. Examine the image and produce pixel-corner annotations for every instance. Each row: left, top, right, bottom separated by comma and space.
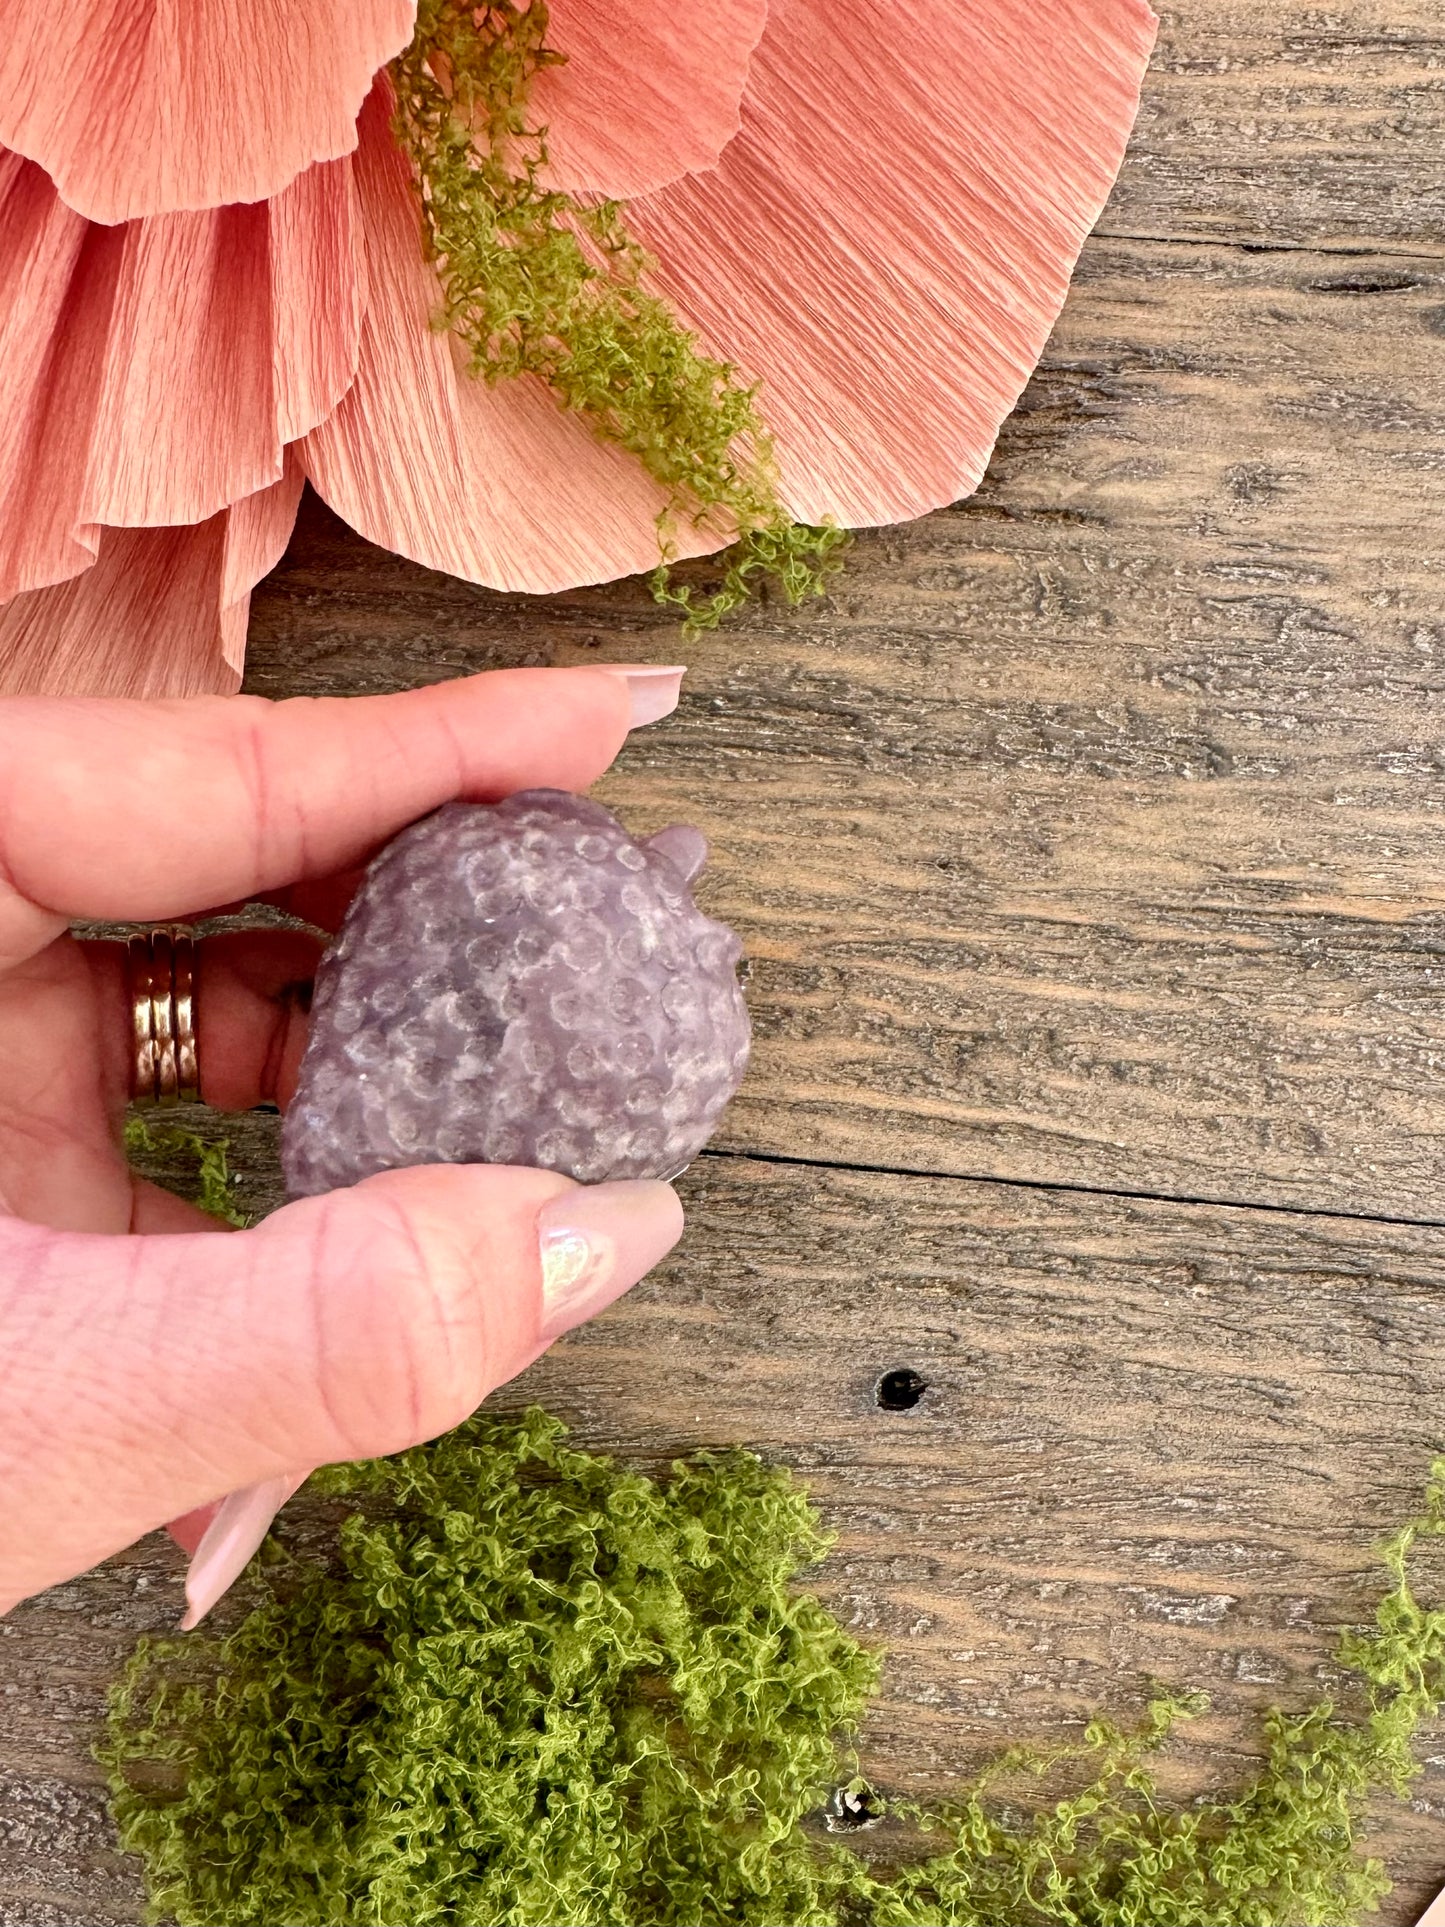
282, 791, 751, 1195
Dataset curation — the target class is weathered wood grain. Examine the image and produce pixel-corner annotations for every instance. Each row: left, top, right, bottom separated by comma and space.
7, 1123, 1445, 1924
242, 232, 1445, 1223
9, 4, 1445, 1919
1111, 2, 1445, 254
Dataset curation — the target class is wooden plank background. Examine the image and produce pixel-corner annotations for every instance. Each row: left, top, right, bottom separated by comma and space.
4, 3, 1445, 1921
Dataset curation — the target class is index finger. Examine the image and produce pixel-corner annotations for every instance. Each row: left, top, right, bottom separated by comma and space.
0, 666, 672, 960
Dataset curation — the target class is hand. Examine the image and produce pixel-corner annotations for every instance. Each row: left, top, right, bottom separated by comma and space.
0, 668, 686, 1622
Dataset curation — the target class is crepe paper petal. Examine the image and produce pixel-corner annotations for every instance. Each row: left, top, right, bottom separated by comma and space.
302, 84, 725, 597
0, 522, 234, 697
219, 451, 308, 675
0, 149, 113, 601
0, 148, 361, 604
625, 0, 1158, 530
0, 0, 415, 225
269, 155, 370, 447
0, 458, 303, 698
532, 0, 769, 199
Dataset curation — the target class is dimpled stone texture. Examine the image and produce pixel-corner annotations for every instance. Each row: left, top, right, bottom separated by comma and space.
281, 791, 751, 1196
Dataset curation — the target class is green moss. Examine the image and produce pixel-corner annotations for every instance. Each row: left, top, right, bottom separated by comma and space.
123, 1116, 248, 1228
103, 1418, 1445, 1926
103, 1411, 878, 1926
389, 1, 846, 634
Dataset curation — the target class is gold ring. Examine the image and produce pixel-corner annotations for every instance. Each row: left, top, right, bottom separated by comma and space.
128, 927, 200, 1107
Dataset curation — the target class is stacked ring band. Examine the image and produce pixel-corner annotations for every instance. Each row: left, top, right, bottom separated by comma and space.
127, 926, 200, 1106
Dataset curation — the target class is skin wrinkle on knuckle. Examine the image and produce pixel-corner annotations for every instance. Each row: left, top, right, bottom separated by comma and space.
96, 1240, 184, 1441
285, 698, 412, 872
145, 1236, 303, 1483
385, 1199, 496, 1440
419, 706, 477, 805
296, 1191, 485, 1460
384, 1204, 440, 1441
299, 1199, 354, 1457
347, 707, 447, 837
230, 703, 289, 891
289, 788, 319, 889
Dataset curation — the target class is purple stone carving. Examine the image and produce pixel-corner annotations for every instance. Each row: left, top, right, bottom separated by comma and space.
281, 791, 751, 1196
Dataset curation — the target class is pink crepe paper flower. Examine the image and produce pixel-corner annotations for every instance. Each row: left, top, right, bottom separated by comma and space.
0, 0, 1157, 696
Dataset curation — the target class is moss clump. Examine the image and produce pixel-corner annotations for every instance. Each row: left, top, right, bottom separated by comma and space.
123, 1116, 248, 1228
104, 1419, 1445, 1925
389, 1, 847, 633
103, 1411, 879, 1926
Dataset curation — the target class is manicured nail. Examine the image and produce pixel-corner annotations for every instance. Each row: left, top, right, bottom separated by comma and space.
179, 1471, 307, 1631
537, 1180, 684, 1341
598, 665, 686, 729
166, 1498, 220, 1557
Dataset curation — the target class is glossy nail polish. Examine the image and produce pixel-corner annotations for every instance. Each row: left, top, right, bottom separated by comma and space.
598, 664, 687, 729
537, 1179, 684, 1341
179, 1471, 307, 1631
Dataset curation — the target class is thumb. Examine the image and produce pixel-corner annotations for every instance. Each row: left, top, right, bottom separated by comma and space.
0, 1167, 682, 1613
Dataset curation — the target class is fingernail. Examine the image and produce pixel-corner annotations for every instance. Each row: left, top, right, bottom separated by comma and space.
537, 1180, 684, 1341
167, 1499, 220, 1557
178, 1471, 308, 1631
598, 665, 686, 729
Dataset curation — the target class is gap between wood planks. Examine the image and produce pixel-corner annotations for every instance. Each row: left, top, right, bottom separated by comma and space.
1098, 226, 1445, 267
700, 1145, 1445, 1236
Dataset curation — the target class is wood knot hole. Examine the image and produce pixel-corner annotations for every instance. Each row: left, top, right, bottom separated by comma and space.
875, 1367, 927, 1412
824, 1784, 882, 1833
